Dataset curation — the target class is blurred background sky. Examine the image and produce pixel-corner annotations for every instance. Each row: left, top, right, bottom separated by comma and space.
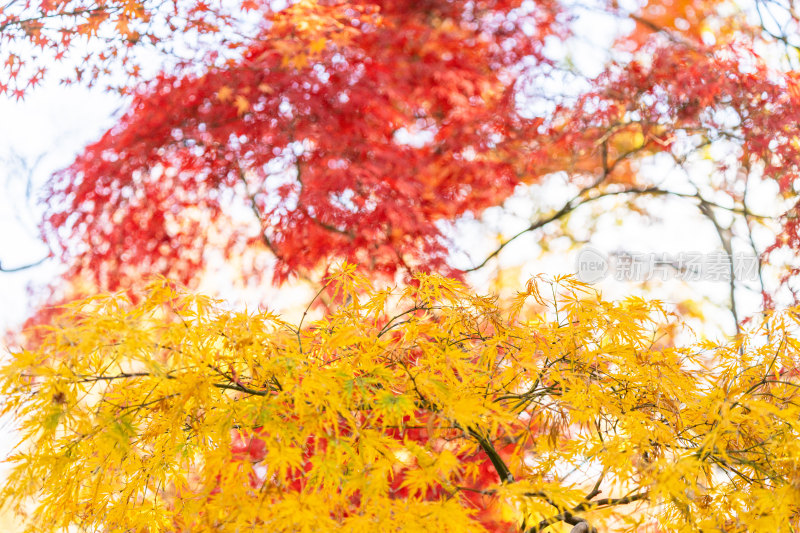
0, 82, 120, 331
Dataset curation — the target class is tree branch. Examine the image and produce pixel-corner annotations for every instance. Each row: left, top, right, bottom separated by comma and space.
466, 185, 773, 273
468, 428, 514, 483
0, 255, 47, 272
525, 492, 648, 533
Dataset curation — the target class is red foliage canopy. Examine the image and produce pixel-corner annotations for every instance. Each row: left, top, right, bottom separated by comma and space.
46, 0, 564, 288
27, 0, 800, 302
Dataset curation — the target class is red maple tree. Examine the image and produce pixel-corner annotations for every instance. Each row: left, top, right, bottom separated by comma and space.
14, 0, 795, 307
40, 0, 564, 288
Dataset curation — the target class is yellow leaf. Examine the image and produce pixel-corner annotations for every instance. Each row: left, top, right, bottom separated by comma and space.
234, 94, 250, 115
217, 85, 233, 102
309, 37, 327, 54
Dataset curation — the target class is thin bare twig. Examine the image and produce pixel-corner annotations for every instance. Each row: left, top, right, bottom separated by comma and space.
0, 255, 47, 272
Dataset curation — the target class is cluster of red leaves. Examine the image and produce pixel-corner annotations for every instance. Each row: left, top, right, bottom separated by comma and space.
764, 205, 800, 306
25, 0, 800, 306
594, 41, 800, 306
537, 40, 800, 305
220, 412, 524, 531
44, 0, 566, 289
552, 41, 800, 181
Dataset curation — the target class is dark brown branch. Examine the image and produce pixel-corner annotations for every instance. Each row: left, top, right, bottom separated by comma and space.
626, 13, 700, 50
468, 428, 514, 483
0, 6, 118, 33
697, 200, 739, 335
525, 492, 648, 533
296, 282, 329, 353
466, 185, 773, 273
741, 171, 768, 312
67, 368, 275, 397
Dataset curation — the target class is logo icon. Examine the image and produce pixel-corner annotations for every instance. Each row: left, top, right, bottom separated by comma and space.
576, 247, 609, 283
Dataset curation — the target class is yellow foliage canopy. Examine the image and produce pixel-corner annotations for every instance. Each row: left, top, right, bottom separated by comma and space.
2, 267, 800, 531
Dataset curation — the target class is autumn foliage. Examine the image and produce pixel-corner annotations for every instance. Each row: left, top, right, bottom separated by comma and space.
7, 0, 794, 302
42, 0, 566, 288
5, 0, 800, 531
5, 270, 800, 531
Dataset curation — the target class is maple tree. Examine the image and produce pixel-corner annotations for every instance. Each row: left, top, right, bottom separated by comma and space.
5, 270, 800, 532
3, 0, 793, 314
38, 0, 565, 288
4, 0, 800, 531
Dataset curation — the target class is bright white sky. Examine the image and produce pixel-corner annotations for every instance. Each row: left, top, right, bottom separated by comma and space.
0, 82, 121, 332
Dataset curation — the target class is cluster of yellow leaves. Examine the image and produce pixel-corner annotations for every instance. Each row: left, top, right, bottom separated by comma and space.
3, 267, 800, 531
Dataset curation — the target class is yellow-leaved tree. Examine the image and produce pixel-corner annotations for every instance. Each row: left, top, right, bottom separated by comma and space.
2, 266, 800, 532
